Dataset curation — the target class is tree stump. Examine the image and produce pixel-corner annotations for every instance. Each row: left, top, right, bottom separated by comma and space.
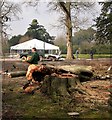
41, 73, 80, 98
109, 85, 112, 110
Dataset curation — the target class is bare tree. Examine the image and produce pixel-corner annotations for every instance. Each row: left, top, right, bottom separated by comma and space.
23, 0, 96, 59
48, 1, 96, 59
0, 0, 21, 54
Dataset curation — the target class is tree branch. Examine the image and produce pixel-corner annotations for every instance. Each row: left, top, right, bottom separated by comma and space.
58, 2, 70, 17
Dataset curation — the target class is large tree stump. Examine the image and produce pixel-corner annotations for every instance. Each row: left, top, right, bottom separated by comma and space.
41, 74, 80, 98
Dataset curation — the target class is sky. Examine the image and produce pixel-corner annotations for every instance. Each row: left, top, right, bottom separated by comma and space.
7, 0, 102, 38
8, 1, 60, 38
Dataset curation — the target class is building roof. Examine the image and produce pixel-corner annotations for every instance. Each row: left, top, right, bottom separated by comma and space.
10, 39, 59, 50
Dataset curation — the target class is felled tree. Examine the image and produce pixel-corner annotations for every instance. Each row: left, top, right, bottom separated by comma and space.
21, 64, 93, 97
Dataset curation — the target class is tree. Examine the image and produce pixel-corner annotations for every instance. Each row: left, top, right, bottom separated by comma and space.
58, 2, 73, 59
54, 35, 66, 53
8, 35, 22, 47
48, 2, 96, 59
0, 0, 21, 54
73, 27, 96, 45
95, 2, 112, 44
23, 1, 96, 59
0, 0, 21, 35
9, 19, 54, 45
19, 35, 32, 43
25, 19, 53, 43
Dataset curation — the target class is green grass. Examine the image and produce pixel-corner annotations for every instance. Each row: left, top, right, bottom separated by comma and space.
61, 54, 112, 59
78, 54, 112, 59
2, 80, 70, 119
3, 87, 112, 119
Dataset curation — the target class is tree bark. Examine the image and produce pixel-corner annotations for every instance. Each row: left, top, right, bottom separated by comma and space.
41, 74, 80, 97
8, 71, 26, 78
59, 2, 73, 59
65, 2, 73, 59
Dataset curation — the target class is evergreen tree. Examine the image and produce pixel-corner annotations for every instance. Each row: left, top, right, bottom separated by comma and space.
95, 2, 112, 44
8, 35, 22, 47
25, 19, 53, 43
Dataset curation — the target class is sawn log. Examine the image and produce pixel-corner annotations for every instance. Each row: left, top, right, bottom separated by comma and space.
8, 71, 27, 78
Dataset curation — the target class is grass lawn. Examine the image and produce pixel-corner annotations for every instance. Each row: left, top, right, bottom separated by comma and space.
61, 54, 112, 59
2, 78, 70, 119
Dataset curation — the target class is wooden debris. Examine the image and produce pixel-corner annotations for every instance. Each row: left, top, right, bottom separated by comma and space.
68, 112, 79, 116
23, 82, 41, 94
8, 71, 26, 78
107, 66, 112, 72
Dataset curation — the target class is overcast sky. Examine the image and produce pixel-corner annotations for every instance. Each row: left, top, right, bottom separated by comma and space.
8, 1, 60, 38
7, 1, 102, 38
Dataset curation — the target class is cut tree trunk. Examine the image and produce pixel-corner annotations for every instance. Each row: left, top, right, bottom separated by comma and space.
7, 64, 93, 82
56, 65, 93, 74
56, 65, 93, 82
8, 71, 26, 78
41, 74, 80, 97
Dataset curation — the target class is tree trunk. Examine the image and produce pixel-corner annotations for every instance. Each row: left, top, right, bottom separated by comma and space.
56, 65, 93, 82
7, 64, 93, 82
0, 3, 3, 56
41, 74, 80, 98
65, 2, 73, 59
8, 71, 26, 78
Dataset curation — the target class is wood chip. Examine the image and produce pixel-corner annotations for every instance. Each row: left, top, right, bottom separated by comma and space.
68, 112, 79, 116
